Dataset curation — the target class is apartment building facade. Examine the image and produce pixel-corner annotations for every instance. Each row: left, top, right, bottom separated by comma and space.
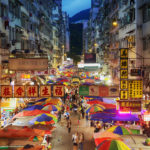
0, 0, 69, 85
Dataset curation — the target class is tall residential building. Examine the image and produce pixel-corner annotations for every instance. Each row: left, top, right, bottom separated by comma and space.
0, 0, 67, 85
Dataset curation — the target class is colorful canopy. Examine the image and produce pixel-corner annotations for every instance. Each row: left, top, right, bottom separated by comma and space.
29, 114, 55, 125
94, 131, 121, 140
111, 114, 139, 121
107, 126, 132, 135
96, 139, 131, 150
23, 105, 43, 111
145, 138, 150, 146
13, 110, 49, 119
86, 104, 105, 113
36, 98, 48, 102
42, 105, 59, 111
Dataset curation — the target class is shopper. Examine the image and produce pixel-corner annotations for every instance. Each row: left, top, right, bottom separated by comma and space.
67, 119, 72, 133
72, 132, 79, 150
78, 132, 84, 150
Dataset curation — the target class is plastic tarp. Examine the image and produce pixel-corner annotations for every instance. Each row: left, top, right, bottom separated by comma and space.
12, 116, 35, 126
0, 128, 46, 138
23, 105, 44, 111
13, 110, 49, 119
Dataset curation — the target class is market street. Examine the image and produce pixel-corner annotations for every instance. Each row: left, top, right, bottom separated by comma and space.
51, 111, 95, 150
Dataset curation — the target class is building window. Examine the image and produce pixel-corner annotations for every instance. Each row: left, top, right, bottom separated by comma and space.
143, 5, 150, 23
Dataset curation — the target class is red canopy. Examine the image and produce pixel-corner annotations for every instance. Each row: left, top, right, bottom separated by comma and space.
87, 101, 116, 109
13, 110, 49, 119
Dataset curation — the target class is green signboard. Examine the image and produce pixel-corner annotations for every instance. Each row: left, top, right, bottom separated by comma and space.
79, 86, 89, 96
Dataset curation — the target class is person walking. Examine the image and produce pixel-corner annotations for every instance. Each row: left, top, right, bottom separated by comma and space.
72, 132, 79, 150
67, 119, 71, 133
78, 132, 84, 150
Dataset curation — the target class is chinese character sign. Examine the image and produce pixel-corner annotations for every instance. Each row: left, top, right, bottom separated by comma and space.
120, 90, 128, 100
119, 101, 141, 112
120, 80, 128, 90
53, 85, 64, 97
1, 86, 13, 98
89, 86, 99, 96
40, 85, 51, 97
14, 86, 25, 98
120, 49, 128, 59
128, 80, 143, 99
26, 86, 38, 97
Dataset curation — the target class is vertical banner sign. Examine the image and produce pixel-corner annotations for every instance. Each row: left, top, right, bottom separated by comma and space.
89, 86, 99, 96
53, 85, 64, 97
1, 86, 13, 98
40, 85, 51, 97
26, 85, 38, 97
79, 86, 89, 96
120, 48, 128, 101
14, 86, 25, 98
128, 80, 143, 99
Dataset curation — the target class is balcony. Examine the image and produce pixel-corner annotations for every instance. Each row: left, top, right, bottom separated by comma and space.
138, 0, 150, 9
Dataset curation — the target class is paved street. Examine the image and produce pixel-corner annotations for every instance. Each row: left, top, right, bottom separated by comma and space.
51, 111, 95, 150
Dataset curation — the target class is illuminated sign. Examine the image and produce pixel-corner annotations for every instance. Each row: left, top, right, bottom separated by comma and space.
128, 80, 143, 99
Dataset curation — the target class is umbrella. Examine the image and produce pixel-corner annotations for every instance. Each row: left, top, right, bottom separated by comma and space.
29, 114, 55, 125
42, 105, 59, 111
35, 98, 48, 102
47, 80, 55, 84
13, 110, 49, 119
23, 105, 44, 111
86, 104, 105, 113
93, 131, 121, 139
96, 139, 131, 150
145, 138, 150, 146
106, 125, 132, 135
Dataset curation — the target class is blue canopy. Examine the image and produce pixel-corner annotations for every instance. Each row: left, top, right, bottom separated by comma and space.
111, 114, 139, 121
23, 105, 44, 111
35, 98, 48, 102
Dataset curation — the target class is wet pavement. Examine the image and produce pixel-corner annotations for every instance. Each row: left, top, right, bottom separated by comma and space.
51, 111, 95, 150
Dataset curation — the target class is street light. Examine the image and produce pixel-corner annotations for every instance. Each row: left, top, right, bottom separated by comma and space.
112, 20, 118, 27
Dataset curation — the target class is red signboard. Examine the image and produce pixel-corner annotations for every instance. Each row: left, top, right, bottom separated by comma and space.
40, 85, 51, 97
14, 86, 25, 98
26, 85, 38, 97
99, 86, 109, 97
53, 85, 64, 97
119, 101, 141, 112
109, 86, 119, 97
1, 86, 13, 98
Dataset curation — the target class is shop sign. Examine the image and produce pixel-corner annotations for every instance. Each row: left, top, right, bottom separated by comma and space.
130, 69, 142, 76
1, 86, 13, 98
120, 90, 128, 100
89, 86, 99, 96
120, 80, 128, 90
53, 85, 64, 97
40, 85, 51, 97
99, 86, 109, 97
119, 101, 141, 112
14, 86, 25, 98
120, 70, 128, 79
9, 58, 48, 71
26, 85, 38, 97
84, 53, 96, 63
120, 48, 128, 59
79, 86, 89, 96
128, 80, 143, 99
120, 59, 128, 69
109, 86, 119, 97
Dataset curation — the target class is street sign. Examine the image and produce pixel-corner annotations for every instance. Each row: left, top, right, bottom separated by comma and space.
79, 86, 89, 96
120, 48, 128, 59
120, 59, 128, 69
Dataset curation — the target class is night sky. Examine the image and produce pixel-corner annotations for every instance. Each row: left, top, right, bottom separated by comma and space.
62, 0, 91, 17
